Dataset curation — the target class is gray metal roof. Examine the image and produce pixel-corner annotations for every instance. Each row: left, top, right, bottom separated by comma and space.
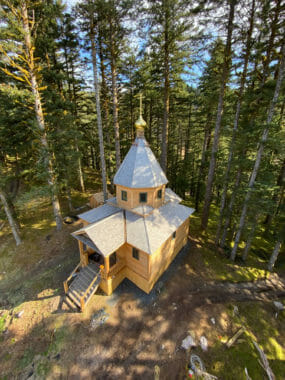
165, 188, 182, 203
132, 204, 154, 216
113, 137, 168, 188
71, 233, 100, 253
74, 212, 125, 256
126, 203, 194, 254
73, 194, 194, 257
78, 203, 120, 224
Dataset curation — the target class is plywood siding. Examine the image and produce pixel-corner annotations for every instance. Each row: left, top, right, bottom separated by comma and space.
149, 219, 189, 289
116, 185, 165, 210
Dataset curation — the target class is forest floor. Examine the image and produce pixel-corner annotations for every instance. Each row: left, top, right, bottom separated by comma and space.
0, 186, 285, 379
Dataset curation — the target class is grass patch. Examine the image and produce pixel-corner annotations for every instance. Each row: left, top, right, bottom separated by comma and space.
17, 348, 35, 370
0, 314, 7, 333
46, 326, 68, 355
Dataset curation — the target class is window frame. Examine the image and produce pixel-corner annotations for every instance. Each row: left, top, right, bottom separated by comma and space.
157, 189, 162, 199
139, 192, 147, 203
132, 247, 140, 260
121, 190, 127, 202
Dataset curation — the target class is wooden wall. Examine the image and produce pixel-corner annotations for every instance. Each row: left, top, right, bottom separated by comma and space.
123, 243, 149, 279
99, 219, 189, 295
116, 185, 165, 210
149, 219, 189, 289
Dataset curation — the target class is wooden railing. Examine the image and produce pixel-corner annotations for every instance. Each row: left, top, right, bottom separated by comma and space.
63, 262, 81, 293
80, 272, 101, 312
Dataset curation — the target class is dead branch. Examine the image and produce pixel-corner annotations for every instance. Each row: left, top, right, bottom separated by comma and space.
252, 340, 275, 380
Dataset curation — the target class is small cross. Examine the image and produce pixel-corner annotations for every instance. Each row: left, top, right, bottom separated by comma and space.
135, 92, 144, 116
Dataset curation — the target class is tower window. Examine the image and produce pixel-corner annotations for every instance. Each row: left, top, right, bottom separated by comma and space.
121, 190, 127, 201
132, 247, 139, 260
139, 192, 147, 203
172, 231, 176, 240
109, 252, 117, 267
157, 189, 162, 199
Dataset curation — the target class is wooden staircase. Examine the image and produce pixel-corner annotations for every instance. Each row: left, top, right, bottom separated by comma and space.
64, 262, 101, 311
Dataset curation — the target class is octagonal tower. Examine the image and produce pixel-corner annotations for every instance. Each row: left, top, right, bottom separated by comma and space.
113, 110, 168, 214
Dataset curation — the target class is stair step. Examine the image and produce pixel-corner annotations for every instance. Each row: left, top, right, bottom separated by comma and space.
85, 264, 100, 275
81, 268, 96, 282
65, 263, 102, 311
67, 290, 81, 307
84, 276, 101, 303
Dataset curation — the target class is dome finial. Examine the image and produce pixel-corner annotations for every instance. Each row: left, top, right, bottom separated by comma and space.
135, 93, 146, 136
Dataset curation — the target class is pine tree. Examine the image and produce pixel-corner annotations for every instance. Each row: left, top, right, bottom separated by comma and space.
0, 0, 63, 230
201, 0, 236, 230
230, 39, 285, 261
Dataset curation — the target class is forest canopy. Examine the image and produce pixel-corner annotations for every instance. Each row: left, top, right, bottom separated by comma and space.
0, 0, 284, 269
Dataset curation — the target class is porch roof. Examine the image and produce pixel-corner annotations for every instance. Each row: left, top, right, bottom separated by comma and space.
73, 211, 125, 257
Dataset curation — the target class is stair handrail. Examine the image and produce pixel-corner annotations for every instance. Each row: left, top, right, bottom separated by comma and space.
82, 272, 101, 300
63, 262, 81, 293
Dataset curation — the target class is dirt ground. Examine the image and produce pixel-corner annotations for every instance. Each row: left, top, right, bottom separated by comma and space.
0, 221, 284, 379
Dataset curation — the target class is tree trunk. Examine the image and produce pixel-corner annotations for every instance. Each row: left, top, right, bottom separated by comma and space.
268, 240, 282, 271
110, 21, 121, 170
66, 185, 73, 212
98, 28, 112, 179
216, 0, 255, 244
160, 2, 170, 173
242, 213, 259, 261
221, 168, 241, 248
90, 24, 108, 202
264, 159, 285, 232
76, 141, 85, 192
70, 61, 85, 193
231, 39, 285, 261
201, 0, 236, 230
21, 1, 62, 230
195, 113, 212, 211
0, 190, 22, 246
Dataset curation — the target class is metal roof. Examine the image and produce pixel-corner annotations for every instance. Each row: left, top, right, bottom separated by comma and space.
73, 193, 194, 257
113, 137, 168, 188
165, 188, 182, 203
74, 212, 125, 256
132, 204, 154, 216
78, 203, 120, 224
126, 203, 194, 254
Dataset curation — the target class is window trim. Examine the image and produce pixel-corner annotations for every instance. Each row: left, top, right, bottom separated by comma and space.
121, 190, 127, 202
139, 192, 147, 203
132, 247, 140, 260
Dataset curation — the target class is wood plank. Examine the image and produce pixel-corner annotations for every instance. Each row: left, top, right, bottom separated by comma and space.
67, 291, 81, 307
75, 275, 92, 289
84, 276, 101, 304
69, 287, 84, 300
70, 283, 85, 296
85, 265, 100, 276
82, 269, 96, 281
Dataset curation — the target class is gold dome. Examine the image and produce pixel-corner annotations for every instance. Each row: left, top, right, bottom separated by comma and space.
135, 114, 147, 130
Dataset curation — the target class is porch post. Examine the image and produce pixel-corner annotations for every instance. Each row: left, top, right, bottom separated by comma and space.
104, 256, 110, 274
79, 241, 88, 267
